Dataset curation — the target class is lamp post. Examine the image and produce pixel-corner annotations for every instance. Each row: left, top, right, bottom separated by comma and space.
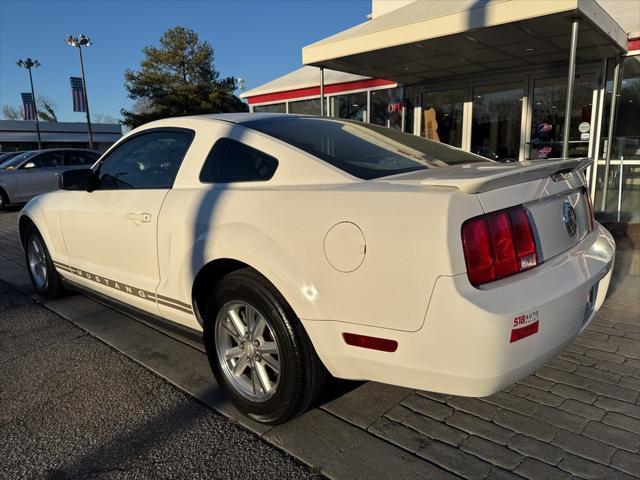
66, 34, 94, 149
16, 58, 42, 149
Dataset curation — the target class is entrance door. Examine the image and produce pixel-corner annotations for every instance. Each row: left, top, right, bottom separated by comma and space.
528, 74, 597, 160
471, 82, 524, 162
420, 88, 464, 148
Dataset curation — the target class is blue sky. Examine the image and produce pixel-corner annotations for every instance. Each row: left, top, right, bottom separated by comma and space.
0, 0, 369, 122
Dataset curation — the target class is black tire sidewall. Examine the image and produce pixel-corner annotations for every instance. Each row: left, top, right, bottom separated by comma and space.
203, 272, 304, 423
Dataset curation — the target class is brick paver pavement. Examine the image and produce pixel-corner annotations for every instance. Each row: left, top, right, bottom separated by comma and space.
1, 208, 639, 480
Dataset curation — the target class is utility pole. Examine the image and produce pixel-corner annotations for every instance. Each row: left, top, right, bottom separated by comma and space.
66, 34, 94, 149
16, 58, 42, 149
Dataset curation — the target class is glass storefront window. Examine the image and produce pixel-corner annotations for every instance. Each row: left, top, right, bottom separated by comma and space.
600, 56, 640, 161
471, 82, 523, 161
253, 103, 286, 113
594, 163, 640, 223
371, 87, 413, 133
529, 76, 594, 160
288, 98, 322, 115
330, 91, 367, 121
594, 54, 640, 223
420, 89, 464, 147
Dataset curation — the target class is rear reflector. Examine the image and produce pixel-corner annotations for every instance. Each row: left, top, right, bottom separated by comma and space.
462, 206, 538, 286
342, 333, 398, 352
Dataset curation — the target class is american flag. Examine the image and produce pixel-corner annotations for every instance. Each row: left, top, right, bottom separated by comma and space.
21, 93, 36, 121
70, 76, 86, 112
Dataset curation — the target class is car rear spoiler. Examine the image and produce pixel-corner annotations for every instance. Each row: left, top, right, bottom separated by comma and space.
418, 157, 593, 194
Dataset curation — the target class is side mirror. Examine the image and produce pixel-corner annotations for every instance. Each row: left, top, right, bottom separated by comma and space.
60, 168, 97, 191
23, 161, 36, 169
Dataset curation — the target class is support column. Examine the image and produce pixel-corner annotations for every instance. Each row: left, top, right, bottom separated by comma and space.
600, 58, 622, 212
319, 67, 325, 116
562, 17, 580, 159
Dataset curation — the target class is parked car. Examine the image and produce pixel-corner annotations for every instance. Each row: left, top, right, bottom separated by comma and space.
0, 148, 100, 209
0, 150, 30, 166
18, 114, 615, 424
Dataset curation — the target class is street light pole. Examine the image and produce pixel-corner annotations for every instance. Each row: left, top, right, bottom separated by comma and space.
16, 58, 42, 149
67, 34, 94, 149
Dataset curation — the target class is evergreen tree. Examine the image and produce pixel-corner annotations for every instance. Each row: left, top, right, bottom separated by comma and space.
121, 26, 246, 128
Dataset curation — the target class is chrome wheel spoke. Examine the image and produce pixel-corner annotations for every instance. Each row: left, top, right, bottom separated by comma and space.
254, 362, 272, 393
232, 356, 249, 377
228, 309, 246, 338
224, 346, 243, 360
244, 306, 257, 335
261, 354, 280, 375
260, 341, 278, 355
221, 320, 240, 341
252, 316, 267, 339
251, 364, 260, 395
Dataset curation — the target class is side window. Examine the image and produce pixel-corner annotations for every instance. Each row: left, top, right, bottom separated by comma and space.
65, 151, 99, 166
96, 130, 193, 189
27, 151, 64, 168
200, 138, 278, 183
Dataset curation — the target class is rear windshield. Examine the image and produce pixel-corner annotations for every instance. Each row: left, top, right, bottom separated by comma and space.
242, 116, 489, 180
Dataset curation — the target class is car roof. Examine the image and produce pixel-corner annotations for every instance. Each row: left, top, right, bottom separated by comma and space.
26, 148, 100, 154
144, 112, 299, 126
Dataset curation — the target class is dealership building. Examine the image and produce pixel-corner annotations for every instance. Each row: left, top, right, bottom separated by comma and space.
0, 120, 122, 153
241, 0, 640, 225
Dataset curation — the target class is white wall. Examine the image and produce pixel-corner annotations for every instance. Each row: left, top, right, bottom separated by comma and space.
371, 0, 416, 18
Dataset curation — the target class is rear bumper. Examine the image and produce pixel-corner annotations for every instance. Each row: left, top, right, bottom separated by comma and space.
303, 223, 615, 396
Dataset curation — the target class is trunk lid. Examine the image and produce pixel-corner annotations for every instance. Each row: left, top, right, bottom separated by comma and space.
381, 157, 594, 262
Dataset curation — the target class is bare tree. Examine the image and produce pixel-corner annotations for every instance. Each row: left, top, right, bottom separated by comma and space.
92, 113, 120, 124
37, 96, 58, 122
1, 96, 58, 122
2, 105, 22, 120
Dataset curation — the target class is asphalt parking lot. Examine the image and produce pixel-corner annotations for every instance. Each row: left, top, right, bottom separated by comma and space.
0, 279, 319, 479
1, 208, 639, 480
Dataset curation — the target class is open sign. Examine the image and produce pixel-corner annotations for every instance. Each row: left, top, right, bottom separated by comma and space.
387, 100, 409, 113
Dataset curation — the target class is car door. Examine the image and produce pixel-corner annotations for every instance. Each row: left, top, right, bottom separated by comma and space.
13, 151, 64, 201
59, 129, 194, 314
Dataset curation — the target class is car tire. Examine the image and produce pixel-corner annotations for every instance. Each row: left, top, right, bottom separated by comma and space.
0, 188, 8, 210
203, 268, 326, 424
24, 224, 65, 298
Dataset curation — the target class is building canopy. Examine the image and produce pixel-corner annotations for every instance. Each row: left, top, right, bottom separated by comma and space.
302, 0, 628, 84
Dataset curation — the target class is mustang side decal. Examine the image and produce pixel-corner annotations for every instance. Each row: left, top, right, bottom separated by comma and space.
52, 261, 193, 314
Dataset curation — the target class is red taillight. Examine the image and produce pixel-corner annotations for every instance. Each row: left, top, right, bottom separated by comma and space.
462, 207, 538, 287
342, 333, 398, 352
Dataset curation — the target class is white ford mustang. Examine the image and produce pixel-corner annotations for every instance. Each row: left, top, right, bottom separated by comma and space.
19, 113, 615, 424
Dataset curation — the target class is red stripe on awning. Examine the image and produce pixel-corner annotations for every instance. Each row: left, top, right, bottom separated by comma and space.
629, 37, 640, 51
247, 78, 397, 105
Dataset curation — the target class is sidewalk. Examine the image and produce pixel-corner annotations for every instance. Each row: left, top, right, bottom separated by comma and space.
1, 209, 638, 480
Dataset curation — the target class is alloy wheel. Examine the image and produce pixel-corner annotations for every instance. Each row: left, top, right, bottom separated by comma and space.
215, 301, 281, 401
27, 235, 47, 289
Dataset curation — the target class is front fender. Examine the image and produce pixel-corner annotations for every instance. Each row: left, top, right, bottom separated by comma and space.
20, 193, 67, 263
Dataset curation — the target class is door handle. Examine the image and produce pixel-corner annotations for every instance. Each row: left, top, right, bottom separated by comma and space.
127, 211, 152, 226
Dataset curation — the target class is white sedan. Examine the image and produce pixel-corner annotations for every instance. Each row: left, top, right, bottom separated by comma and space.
19, 113, 615, 424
